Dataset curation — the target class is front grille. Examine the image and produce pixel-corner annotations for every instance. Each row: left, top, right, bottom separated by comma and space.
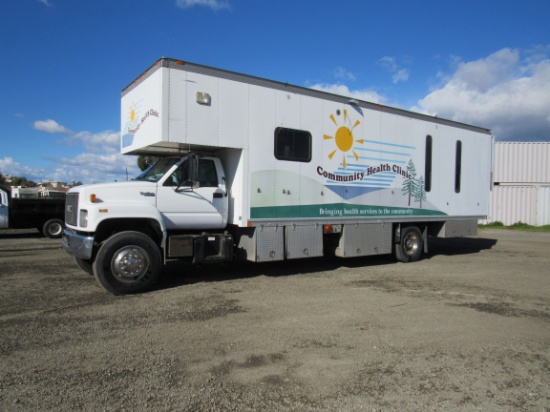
65, 193, 79, 226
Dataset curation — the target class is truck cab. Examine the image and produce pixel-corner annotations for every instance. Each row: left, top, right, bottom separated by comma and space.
62, 154, 230, 294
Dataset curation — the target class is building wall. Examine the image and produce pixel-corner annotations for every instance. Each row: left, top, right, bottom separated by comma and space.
485, 142, 550, 226
487, 185, 550, 226
493, 142, 550, 184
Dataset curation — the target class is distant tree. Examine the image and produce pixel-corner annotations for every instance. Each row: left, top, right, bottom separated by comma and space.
137, 155, 161, 171
10, 176, 37, 187
0, 170, 5, 185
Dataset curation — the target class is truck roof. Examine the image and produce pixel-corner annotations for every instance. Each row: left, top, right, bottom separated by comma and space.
122, 57, 492, 136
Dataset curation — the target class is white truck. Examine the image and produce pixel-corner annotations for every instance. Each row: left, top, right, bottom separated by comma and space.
62, 58, 493, 295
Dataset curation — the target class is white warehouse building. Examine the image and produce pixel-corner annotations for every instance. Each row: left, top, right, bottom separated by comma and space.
485, 142, 550, 226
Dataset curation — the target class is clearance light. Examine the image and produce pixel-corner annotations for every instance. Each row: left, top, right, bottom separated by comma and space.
196, 92, 211, 105
324, 224, 342, 234
90, 194, 97, 203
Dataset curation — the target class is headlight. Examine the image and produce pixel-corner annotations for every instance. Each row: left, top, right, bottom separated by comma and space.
79, 210, 88, 228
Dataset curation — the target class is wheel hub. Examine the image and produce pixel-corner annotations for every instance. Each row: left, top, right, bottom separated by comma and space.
111, 246, 150, 282
404, 234, 419, 255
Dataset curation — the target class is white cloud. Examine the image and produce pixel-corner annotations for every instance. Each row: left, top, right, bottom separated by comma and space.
62, 130, 120, 153
53, 152, 139, 184
0, 157, 45, 180
378, 56, 410, 84
34, 119, 71, 134
175, 0, 230, 10
393, 69, 409, 84
38, 0, 54, 7
2, 122, 140, 184
309, 83, 386, 105
415, 47, 550, 141
334, 67, 357, 82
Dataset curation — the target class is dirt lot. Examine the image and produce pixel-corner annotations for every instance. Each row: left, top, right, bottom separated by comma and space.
0, 228, 549, 411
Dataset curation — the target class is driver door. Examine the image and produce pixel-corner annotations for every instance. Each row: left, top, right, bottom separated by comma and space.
156, 158, 228, 230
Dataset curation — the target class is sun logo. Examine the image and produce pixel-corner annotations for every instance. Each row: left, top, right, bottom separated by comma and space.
128, 101, 140, 125
324, 109, 364, 168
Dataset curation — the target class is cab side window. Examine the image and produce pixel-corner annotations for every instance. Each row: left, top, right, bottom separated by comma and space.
164, 161, 189, 187
198, 160, 218, 187
164, 159, 218, 187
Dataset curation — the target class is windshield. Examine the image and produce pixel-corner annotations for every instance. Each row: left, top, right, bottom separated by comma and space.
134, 158, 180, 182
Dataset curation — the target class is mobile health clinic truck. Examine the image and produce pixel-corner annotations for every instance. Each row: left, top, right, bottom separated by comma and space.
62, 58, 493, 294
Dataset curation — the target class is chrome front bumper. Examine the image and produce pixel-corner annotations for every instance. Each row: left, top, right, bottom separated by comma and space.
62, 229, 94, 260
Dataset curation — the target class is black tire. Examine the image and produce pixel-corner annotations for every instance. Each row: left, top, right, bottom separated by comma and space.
394, 226, 423, 263
43, 218, 64, 238
92, 231, 162, 295
75, 257, 94, 276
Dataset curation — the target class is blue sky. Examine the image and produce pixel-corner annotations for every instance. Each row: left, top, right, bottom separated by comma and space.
1, 0, 549, 184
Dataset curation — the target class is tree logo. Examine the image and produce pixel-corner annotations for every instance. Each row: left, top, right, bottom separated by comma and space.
401, 159, 427, 207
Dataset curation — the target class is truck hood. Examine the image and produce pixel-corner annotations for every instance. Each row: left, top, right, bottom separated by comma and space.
69, 181, 158, 206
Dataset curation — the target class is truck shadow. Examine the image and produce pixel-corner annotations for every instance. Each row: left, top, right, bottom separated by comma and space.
425, 236, 498, 258
0, 229, 43, 238
153, 236, 498, 292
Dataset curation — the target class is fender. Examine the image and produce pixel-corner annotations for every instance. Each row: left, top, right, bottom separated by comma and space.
88, 202, 168, 247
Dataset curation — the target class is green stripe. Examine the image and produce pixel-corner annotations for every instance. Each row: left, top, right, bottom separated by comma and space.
250, 203, 446, 219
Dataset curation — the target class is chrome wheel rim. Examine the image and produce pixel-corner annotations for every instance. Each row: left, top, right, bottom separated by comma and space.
111, 245, 150, 283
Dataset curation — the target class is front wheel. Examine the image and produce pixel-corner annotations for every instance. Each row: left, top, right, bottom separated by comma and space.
75, 257, 94, 276
43, 218, 64, 238
394, 226, 423, 263
93, 231, 162, 295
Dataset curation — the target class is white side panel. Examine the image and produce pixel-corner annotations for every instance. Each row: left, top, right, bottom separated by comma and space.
248, 85, 276, 206
176, 71, 220, 147
274, 91, 301, 209
218, 148, 247, 225
219, 79, 248, 149
121, 68, 166, 154
296, 95, 324, 207
164, 71, 249, 150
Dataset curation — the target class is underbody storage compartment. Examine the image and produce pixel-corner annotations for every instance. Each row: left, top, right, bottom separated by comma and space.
233, 224, 325, 262
168, 233, 233, 263
335, 222, 392, 258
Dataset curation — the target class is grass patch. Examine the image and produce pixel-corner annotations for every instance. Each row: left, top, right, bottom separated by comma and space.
479, 221, 550, 232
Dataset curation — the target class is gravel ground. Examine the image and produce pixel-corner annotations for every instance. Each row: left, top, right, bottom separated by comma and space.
0, 228, 549, 411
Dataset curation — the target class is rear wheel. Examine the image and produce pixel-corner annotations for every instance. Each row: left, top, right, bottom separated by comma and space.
93, 231, 162, 295
43, 218, 64, 238
395, 226, 423, 263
